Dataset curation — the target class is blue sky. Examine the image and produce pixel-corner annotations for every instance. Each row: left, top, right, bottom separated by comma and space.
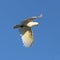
0, 0, 60, 60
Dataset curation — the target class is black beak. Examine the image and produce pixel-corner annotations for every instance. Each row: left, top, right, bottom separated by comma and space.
13, 24, 20, 29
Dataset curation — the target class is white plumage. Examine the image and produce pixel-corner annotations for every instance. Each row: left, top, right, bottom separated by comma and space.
13, 14, 43, 47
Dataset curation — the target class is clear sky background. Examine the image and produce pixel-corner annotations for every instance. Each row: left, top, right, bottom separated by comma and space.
0, 0, 60, 60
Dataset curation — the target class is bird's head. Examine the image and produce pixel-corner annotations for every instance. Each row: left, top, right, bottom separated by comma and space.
13, 24, 25, 29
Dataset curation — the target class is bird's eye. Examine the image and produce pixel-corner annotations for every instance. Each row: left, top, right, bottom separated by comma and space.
20, 25, 24, 28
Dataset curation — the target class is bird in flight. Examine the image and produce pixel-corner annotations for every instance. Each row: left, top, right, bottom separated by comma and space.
13, 14, 43, 47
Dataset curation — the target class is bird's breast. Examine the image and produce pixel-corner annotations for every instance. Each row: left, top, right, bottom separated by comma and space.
21, 30, 33, 47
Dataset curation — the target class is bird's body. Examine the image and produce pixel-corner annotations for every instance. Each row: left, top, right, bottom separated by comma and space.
14, 14, 42, 47
20, 27, 33, 47
19, 25, 33, 47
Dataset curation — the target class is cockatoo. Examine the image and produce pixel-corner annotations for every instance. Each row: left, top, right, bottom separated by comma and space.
13, 14, 43, 47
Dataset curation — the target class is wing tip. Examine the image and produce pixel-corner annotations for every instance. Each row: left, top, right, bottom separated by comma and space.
37, 14, 43, 18
32, 14, 43, 18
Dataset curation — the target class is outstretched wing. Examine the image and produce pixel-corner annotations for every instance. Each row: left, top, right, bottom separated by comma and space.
19, 27, 33, 47
22, 14, 43, 25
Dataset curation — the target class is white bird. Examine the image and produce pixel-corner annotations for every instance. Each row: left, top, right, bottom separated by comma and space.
13, 14, 43, 47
